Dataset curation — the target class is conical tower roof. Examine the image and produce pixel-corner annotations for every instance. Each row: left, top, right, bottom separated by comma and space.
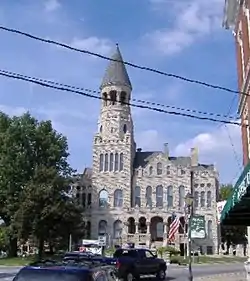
100, 44, 132, 90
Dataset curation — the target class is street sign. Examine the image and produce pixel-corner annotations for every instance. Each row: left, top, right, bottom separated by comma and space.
190, 215, 206, 239
98, 235, 106, 246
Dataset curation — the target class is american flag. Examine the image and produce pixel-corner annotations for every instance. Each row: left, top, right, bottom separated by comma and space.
168, 213, 180, 242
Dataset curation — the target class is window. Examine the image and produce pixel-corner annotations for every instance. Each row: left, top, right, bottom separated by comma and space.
103, 92, 107, 106
179, 185, 185, 208
207, 191, 212, 208
110, 90, 117, 105
98, 220, 107, 235
207, 183, 211, 188
194, 191, 199, 208
82, 193, 86, 208
123, 124, 127, 133
149, 166, 153, 175
157, 162, 162, 175
200, 191, 205, 207
114, 153, 119, 171
156, 222, 164, 238
120, 91, 127, 105
87, 193, 91, 206
134, 186, 141, 207
167, 186, 173, 208
119, 153, 124, 171
114, 189, 123, 207
104, 153, 108, 172
100, 125, 102, 133
109, 153, 114, 171
207, 220, 212, 239
181, 169, 185, 175
146, 186, 152, 207
99, 189, 108, 208
99, 154, 104, 172
166, 166, 170, 175
113, 220, 123, 238
156, 185, 163, 207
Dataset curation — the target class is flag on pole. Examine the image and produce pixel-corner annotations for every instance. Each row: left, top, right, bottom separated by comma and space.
168, 213, 180, 242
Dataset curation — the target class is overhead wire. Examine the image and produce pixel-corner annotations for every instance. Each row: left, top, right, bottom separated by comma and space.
0, 25, 246, 97
0, 68, 242, 126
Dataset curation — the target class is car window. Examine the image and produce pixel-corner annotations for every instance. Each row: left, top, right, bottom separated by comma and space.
15, 270, 83, 281
145, 250, 155, 258
92, 271, 108, 281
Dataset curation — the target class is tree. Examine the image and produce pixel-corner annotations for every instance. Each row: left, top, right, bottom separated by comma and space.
220, 184, 233, 201
0, 112, 75, 256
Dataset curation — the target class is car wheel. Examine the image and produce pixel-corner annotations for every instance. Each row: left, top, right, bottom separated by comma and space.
156, 268, 166, 280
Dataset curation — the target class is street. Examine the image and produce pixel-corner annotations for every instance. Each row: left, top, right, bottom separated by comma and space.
0, 263, 245, 281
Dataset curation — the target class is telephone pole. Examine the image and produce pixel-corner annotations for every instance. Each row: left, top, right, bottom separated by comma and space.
188, 170, 194, 281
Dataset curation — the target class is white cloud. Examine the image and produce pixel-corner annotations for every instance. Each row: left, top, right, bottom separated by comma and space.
44, 0, 61, 12
136, 129, 163, 151
173, 123, 242, 182
148, 0, 223, 55
71, 37, 113, 56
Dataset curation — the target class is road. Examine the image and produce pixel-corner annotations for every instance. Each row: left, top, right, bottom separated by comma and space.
167, 263, 245, 280
0, 263, 245, 280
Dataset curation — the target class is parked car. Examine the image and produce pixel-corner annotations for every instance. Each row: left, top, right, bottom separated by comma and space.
12, 259, 118, 281
113, 248, 167, 281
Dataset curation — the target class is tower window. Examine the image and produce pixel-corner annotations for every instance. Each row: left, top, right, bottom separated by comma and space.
103, 92, 107, 106
120, 91, 127, 105
123, 124, 127, 133
114, 153, 119, 171
100, 125, 102, 133
99, 154, 104, 172
119, 153, 124, 171
104, 153, 108, 172
110, 90, 117, 105
109, 153, 114, 171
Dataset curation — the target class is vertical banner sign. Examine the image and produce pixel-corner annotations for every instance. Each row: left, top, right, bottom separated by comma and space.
190, 215, 206, 239
216, 200, 226, 224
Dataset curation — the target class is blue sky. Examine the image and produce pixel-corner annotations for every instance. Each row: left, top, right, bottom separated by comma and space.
0, 0, 242, 184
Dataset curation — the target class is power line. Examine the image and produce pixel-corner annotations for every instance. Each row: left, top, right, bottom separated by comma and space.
0, 69, 237, 120
0, 25, 244, 97
0, 68, 241, 126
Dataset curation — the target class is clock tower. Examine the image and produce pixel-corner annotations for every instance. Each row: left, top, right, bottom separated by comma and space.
91, 45, 136, 237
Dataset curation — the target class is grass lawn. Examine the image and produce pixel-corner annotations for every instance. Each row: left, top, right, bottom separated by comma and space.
170, 255, 247, 265
0, 257, 35, 266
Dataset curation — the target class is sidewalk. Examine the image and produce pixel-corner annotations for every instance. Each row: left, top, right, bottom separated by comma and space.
194, 272, 245, 281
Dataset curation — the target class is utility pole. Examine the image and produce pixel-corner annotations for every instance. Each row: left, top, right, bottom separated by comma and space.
188, 170, 194, 281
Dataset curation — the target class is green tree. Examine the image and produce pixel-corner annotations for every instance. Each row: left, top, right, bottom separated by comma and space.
220, 184, 233, 201
0, 112, 75, 256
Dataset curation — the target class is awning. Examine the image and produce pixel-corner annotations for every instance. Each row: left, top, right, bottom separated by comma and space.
221, 161, 250, 225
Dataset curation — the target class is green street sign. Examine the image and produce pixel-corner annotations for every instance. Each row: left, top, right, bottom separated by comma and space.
190, 215, 206, 239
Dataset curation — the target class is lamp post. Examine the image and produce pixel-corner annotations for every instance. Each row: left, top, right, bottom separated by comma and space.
185, 191, 194, 281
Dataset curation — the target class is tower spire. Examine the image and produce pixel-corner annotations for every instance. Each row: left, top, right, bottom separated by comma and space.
100, 44, 132, 90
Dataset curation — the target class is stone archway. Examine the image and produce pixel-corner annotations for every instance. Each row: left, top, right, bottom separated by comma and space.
138, 217, 147, 233
150, 216, 163, 241
127, 217, 135, 234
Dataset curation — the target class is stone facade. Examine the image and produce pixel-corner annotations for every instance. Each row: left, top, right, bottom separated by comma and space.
74, 45, 220, 255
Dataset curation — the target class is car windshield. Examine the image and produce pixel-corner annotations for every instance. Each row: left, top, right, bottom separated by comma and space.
14, 269, 85, 281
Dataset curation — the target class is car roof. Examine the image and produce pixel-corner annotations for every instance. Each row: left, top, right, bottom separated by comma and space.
22, 265, 91, 272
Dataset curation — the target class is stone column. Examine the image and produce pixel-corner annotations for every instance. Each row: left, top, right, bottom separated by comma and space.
135, 222, 139, 234
123, 222, 128, 235
164, 222, 168, 234
146, 222, 150, 234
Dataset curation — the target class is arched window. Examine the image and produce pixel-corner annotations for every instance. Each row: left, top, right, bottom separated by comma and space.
207, 220, 212, 239
113, 220, 123, 238
110, 90, 117, 105
104, 153, 108, 172
156, 222, 164, 238
100, 125, 102, 133
114, 189, 123, 207
109, 153, 114, 171
179, 185, 185, 208
156, 162, 162, 175
123, 124, 127, 133
102, 92, 107, 106
156, 185, 163, 207
194, 191, 199, 208
98, 220, 107, 235
114, 153, 119, 171
200, 191, 205, 207
99, 154, 104, 172
207, 191, 212, 208
99, 189, 108, 208
149, 166, 153, 175
119, 153, 124, 171
146, 186, 152, 207
120, 91, 127, 105
134, 186, 141, 207
167, 186, 173, 208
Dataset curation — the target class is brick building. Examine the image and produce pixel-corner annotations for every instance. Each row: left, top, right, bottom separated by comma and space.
223, 0, 250, 165
73, 45, 220, 254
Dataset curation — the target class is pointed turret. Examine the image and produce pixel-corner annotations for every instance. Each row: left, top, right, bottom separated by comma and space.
100, 44, 132, 90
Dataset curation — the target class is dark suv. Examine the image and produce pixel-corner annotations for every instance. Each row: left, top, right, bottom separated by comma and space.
12, 259, 117, 281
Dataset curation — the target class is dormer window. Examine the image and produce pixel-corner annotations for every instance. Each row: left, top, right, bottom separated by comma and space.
110, 90, 117, 105
102, 92, 107, 106
120, 91, 127, 105
157, 162, 162, 175
123, 124, 127, 133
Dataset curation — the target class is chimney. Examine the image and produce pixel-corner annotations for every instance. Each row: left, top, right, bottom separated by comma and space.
137, 148, 142, 152
190, 147, 198, 167
164, 143, 169, 157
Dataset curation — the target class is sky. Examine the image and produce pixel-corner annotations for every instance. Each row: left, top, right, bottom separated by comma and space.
0, 0, 242, 184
